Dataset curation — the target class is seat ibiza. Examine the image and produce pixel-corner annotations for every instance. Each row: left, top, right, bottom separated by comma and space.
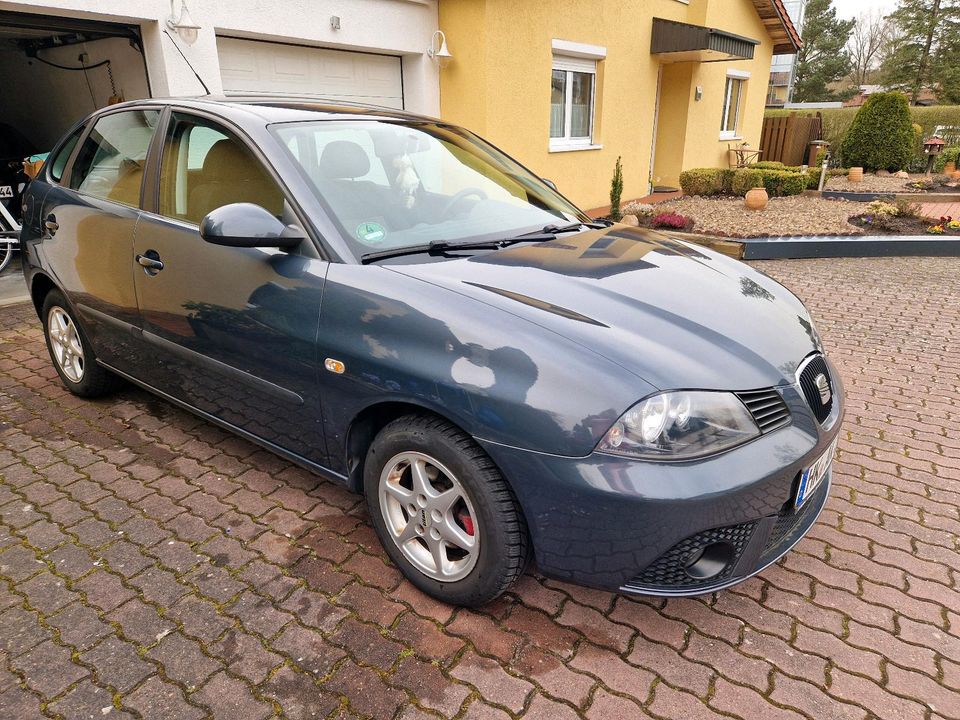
20, 98, 842, 606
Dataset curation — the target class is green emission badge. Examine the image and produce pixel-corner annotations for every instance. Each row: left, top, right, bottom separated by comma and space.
356, 222, 386, 244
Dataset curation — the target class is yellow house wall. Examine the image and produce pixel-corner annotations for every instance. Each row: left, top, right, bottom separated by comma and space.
439, 0, 777, 209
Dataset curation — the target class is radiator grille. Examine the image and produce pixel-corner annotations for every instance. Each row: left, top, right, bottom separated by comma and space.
798, 354, 833, 424
735, 388, 791, 433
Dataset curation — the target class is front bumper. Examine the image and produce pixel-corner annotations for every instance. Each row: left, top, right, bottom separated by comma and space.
479, 374, 844, 596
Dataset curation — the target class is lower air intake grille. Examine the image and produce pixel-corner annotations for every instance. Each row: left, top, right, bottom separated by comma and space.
735, 388, 791, 433
798, 354, 833, 424
627, 522, 756, 589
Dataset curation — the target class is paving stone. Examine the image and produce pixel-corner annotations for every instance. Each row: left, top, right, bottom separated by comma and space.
123, 676, 204, 720
13, 639, 88, 697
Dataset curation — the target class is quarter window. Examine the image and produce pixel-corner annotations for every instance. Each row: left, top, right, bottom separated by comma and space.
550, 54, 597, 151
69, 110, 161, 207
49, 126, 84, 184
158, 113, 284, 224
720, 75, 748, 140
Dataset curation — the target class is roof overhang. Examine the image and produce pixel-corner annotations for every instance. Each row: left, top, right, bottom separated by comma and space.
751, 0, 802, 54
650, 18, 759, 64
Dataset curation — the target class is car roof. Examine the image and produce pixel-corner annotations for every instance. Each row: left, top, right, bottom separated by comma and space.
104, 95, 439, 125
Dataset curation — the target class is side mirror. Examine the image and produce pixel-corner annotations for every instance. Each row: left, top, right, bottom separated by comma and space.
199, 203, 303, 249
542, 178, 558, 191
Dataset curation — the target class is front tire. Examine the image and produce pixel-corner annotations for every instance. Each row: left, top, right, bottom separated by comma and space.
41, 290, 122, 397
364, 414, 529, 606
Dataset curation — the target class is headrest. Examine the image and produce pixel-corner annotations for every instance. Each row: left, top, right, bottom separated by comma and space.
201, 139, 262, 181
319, 140, 370, 179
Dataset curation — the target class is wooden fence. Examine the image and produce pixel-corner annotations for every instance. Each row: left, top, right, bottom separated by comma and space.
760, 113, 823, 166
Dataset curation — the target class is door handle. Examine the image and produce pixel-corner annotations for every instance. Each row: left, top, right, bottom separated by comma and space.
136, 252, 164, 273
44, 214, 58, 235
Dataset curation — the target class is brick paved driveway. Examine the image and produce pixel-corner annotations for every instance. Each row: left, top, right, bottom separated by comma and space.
1, 257, 958, 720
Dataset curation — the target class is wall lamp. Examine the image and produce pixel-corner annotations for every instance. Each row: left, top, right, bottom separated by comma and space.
427, 30, 452, 67
167, 0, 202, 45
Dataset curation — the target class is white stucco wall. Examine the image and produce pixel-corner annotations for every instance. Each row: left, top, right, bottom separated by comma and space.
0, 0, 441, 114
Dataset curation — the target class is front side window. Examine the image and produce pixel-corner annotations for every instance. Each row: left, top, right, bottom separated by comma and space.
272, 120, 585, 259
158, 112, 284, 224
69, 109, 161, 207
721, 76, 747, 139
549, 55, 596, 150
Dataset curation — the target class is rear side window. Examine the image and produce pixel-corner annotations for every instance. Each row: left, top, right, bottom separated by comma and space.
48, 126, 83, 183
69, 109, 161, 207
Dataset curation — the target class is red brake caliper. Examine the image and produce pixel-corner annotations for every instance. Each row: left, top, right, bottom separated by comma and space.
456, 508, 475, 536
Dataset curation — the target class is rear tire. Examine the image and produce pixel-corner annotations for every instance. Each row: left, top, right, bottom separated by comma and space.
0, 242, 12, 273
41, 289, 122, 398
364, 414, 529, 607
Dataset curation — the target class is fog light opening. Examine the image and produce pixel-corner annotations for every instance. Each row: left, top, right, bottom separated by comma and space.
684, 541, 735, 580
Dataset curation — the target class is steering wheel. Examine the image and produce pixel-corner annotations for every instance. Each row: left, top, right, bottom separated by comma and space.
440, 187, 488, 218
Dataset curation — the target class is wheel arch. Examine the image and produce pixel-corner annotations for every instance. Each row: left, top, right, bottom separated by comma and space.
30, 272, 58, 319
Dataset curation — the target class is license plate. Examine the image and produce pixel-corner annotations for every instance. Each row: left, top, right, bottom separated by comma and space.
796, 437, 838, 508
0, 186, 12, 198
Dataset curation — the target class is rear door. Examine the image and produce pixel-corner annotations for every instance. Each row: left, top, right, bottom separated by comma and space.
132, 110, 329, 464
38, 108, 160, 373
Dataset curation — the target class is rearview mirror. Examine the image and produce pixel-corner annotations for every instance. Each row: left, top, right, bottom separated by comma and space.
200, 203, 304, 249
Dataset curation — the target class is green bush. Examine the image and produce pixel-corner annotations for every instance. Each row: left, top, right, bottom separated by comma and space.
733, 168, 808, 196
609, 156, 623, 221
839, 93, 916, 171
679, 168, 734, 196
751, 161, 786, 170
732, 168, 764, 195
935, 146, 960, 173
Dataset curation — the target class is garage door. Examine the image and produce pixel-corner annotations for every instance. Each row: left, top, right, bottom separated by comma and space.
217, 37, 403, 109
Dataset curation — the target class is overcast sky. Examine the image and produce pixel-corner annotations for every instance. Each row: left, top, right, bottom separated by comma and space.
832, 0, 899, 19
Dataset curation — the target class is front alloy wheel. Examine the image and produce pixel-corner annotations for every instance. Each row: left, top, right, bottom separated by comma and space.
364, 414, 529, 606
47, 306, 85, 382
378, 451, 479, 582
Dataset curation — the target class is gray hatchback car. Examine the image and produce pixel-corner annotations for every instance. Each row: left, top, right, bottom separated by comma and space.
21, 98, 843, 606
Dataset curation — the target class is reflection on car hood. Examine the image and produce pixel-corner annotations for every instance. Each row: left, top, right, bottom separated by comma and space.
388, 226, 820, 391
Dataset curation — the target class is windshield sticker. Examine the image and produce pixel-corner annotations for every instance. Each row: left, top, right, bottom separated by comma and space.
356, 222, 386, 245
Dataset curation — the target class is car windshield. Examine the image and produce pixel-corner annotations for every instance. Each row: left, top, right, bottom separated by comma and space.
270, 120, 586, 257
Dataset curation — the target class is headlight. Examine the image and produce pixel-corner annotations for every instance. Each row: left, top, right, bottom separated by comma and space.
597, 391, 760, 460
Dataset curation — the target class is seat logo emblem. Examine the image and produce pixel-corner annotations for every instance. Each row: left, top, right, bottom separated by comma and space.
814, 374, 831, 405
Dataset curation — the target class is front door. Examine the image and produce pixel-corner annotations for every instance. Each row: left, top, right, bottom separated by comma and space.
132, 111, 329, 465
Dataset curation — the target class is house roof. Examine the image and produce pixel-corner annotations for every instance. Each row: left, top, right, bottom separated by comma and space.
751, 0, 802, 54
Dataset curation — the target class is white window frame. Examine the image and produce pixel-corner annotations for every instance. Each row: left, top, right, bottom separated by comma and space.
720, 70, 751, 141
550, 40, 605, 153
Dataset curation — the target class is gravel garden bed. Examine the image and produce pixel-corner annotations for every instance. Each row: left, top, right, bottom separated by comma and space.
624, 195, 864, 238
823, 173, 925, 194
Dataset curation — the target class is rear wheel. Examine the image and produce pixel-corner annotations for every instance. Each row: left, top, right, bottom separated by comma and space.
41, 290, 122, 397
364, 414, 529, 606
0, 242, 12, 273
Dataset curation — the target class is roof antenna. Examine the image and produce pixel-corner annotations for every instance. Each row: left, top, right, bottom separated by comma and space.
162, 27, 210, 95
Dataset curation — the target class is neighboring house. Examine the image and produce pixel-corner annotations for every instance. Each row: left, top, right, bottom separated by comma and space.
439, 0, 800, 207
0, 0, 441, 151
843, 84, 938, 107
765, 0, 806, 108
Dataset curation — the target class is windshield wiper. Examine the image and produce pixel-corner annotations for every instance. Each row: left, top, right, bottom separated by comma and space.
360, 220, 601, 264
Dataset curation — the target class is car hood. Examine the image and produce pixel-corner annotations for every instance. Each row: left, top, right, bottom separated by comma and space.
387, 226, 821, 391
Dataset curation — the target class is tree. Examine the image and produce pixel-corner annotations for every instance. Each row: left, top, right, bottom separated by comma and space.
609, 156, 623, 221
881, 0, 960, 104
839, 92, 916, 171
792, 0, 855, 102
847, 11, 890, 87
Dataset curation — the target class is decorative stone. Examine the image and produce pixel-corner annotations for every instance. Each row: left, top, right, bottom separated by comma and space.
848, 167, 864, 183
893, 170, 910, 178
875, 169, 890, 177
618, 214, 639, 226
744, 187, 768, 211
627, 203, 655, 214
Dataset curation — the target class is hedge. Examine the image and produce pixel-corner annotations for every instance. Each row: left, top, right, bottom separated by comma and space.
765, 104, 960, 171
732, 168, 808, 196
679, 168, 734, 196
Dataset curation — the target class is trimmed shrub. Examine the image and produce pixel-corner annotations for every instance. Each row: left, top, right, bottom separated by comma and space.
732, 168, 764, 195
935, 146, 960, 172
751, 161, 786, 170
679, 168, 734, 196
609, 156, 623, 221
838, 93, 916, 171
733, 168, 807, 196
